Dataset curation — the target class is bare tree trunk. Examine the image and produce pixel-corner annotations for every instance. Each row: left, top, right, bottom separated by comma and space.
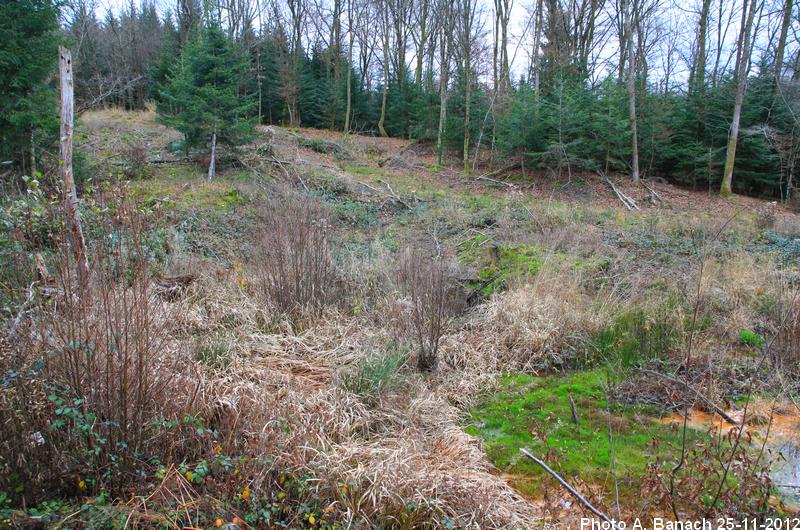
208, 127, 217, 181
344, 0, 356, 133
460, 0, 475, 174
414, 0, 430, 86
59, 47, 90, 298
378, 0, 390, 137
531, 0, 543, 90
436, 7, 450, 166
625, 0, 640, 182
773, 0, 792, 82
30, 129, 37, 177
463, 62, 471, 173
344, 55, 353, 132
695, 0, 712, 96
720, 0, 760, 197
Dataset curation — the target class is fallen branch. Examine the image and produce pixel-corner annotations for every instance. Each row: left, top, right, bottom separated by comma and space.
357, 180, 381, 193
475, 175, 517, 188
641, 180, 667, 205
638, 368, 737, 425
475, 161, 522, 181
378, 179, 411, 209
520, 449, 619, 529
600, 172, 639, 210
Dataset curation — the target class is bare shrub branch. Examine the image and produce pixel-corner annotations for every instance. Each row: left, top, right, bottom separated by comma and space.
254, 191, 340, 329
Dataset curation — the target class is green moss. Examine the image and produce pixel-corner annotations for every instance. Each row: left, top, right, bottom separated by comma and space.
463, 244, 543, 296
467, 370, 704, 500
130, 165, 247, 213
739, 329, 764, 348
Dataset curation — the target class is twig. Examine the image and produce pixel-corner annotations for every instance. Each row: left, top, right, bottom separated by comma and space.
638, 368, 737, 424
705, 288, 799, 515
568, 394, 580, 425
8, 282, 36, 336
520, 449, 619, 529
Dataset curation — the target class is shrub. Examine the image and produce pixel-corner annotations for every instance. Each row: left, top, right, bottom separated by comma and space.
0, 201, 199, 501
394, 249, 463, 371
122, 143, 152, 180
644, 426, 776, 518
255, 191, 340, 329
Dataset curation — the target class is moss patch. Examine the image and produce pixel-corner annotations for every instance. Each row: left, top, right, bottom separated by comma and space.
462, 243, 543, 296
466, 370, 703, 500
129, 166, 246, 213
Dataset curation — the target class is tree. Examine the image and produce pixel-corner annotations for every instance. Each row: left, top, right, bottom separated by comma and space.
720, 0, 762, 196
0, 0, 60, 175
624, 0, 640, 182
157, 20, 254, 180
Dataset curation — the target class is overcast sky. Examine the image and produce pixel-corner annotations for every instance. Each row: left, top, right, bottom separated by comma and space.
86, 0, 789, 90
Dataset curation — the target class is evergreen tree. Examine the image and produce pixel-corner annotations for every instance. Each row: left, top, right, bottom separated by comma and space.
0, 0, 60, 176
157, 21, 254, 180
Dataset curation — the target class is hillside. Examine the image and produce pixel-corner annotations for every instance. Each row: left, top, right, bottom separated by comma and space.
3, 109, 800, 528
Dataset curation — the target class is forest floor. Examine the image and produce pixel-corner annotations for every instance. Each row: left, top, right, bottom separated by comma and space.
7, 108, 800, 528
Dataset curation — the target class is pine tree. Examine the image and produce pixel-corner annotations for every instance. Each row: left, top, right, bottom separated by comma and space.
0, 0, 60, 176
157, 21, 254, 180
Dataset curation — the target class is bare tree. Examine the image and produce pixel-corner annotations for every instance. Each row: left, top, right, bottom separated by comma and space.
721, 0, 763, 196
436, 0, 452, 165
411, 0, 432, 86
378, 0, 391, 136
624, 0, 641, 182
454, 0, 481, 173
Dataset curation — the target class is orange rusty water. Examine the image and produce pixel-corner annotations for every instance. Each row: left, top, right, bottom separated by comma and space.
659, 405, 800, 509
658, 406, 800, 441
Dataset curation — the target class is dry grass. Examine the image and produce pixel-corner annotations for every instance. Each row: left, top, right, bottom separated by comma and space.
445, 270, 613, 375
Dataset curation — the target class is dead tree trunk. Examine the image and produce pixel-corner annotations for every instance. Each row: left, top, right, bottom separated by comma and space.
208, 127, 217, 181
59, 46, 90, 299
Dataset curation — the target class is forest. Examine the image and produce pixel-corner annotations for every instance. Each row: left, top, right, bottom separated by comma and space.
2, 0, 799, 195
2, 0, 800, 527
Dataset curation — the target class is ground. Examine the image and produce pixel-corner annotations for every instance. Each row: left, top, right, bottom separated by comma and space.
4, 108, 800, 527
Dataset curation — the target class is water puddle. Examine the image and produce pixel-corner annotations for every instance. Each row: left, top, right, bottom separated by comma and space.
659, 407, 800, 508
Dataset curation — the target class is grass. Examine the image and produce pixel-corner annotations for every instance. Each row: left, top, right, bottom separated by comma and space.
465, 370, 705, 500
129, 166, 247, 213
5, 109, 796, 526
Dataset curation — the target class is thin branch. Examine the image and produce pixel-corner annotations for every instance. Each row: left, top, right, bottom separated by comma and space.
520, 448, 620, 529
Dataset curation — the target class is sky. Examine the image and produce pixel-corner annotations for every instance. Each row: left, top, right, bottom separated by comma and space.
88, 0, 791, 90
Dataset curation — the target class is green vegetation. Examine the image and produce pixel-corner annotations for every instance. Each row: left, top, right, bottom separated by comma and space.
591, 306, 685, 368
0, 0, 59, 174
157, 21, 254, 175
739, 328, 765, 349
339, 347, 409, 403
466, 371, 702, 498
471, 244, 543, 296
